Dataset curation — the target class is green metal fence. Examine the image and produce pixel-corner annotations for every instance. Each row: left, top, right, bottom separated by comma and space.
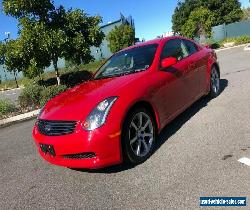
212, 19, 250, 41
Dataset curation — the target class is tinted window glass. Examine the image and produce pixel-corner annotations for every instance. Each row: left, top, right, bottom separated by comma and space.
161, 39, 188, 61
94, 44, 158, 79
183, 40, 198, 55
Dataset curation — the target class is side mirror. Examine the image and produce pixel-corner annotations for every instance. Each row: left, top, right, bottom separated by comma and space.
204, 44, 211, 49
161, 57, 177, 69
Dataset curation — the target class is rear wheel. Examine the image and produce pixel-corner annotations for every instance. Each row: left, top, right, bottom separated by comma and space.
209, 66, 220, 98
122, 108, 156, 165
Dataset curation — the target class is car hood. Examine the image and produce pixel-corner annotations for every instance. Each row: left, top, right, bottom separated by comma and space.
40, 73, 143, 121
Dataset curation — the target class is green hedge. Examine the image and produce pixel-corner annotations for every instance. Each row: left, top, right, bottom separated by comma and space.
18, 83, 44, 109
205, 35, 250, 49
0, 100, 16, 118
204, 39, 222, 49
38, 70, 92, 87
18, 83, 67, 108
40, 85, 67, 106
222, 35, 250, 45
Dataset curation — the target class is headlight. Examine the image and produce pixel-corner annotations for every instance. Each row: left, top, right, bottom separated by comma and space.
82, 97, 118, 131
37, 106, 44, 119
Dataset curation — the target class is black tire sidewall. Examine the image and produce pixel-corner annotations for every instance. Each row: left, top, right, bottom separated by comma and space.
209, 67, 220, 98
122, 107, 156, 165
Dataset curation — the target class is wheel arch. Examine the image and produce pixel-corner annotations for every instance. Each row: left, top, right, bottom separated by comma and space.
206, 61, 220, 93
212, 62, 220, 77
122, 100, 161, 135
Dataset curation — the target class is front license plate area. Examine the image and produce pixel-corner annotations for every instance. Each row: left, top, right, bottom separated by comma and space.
39, 144, 56, 156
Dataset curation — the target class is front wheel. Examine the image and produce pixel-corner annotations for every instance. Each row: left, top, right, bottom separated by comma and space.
209, 66, 220, 98
122, 108, 156, 165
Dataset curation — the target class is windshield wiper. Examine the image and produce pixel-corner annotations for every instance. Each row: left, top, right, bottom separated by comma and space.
94, 68, 146, 80
110, 68, 146, 77
94, 75, 114, 80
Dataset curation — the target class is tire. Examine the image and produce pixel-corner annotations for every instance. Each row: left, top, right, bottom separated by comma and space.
122, 107, 156, 165
209, 66, 220, 98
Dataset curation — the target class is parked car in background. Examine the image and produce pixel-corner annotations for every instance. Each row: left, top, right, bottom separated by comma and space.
33, 36, 220, 169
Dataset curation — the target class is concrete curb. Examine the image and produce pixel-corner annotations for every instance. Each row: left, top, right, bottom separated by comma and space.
0, 109, 40, 128
0, 87, 23, 93
244, 44, 250, 51
215, 44, 248, 52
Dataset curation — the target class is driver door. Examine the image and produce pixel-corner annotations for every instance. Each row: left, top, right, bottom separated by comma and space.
155, 38, 191, 125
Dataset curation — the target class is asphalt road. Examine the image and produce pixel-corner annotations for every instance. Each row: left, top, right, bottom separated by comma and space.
0, 88, 22, 104
0, 46, 250, 209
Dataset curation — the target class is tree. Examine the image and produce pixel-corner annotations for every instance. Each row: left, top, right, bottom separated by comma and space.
3, 0, 54, 19
0, 42, 5, 66
3, 0, 104, 85
0, 42, 8, 82
107, 24, 135, 53
181, 7, 215, 39
18, 18, 51, 75
3, 40, 27, 88
1, 41, 23, 86
172, 0, 243, 35
22, 59, 44, 79
242, 7, 250, 20
172, 0, 203, 35
206, 0, 243, 26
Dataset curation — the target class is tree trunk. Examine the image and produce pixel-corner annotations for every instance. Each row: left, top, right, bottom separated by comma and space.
3, 68, 7, 81
14, 70, 19, 88
53, 59, 60, 85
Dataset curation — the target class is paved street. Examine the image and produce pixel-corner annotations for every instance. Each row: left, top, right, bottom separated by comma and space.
0, 88, 22, 104
0, 46, 250, 209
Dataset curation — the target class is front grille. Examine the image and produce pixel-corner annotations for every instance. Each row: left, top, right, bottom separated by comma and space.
63, 152, 96, 159
38, 120, 77, 136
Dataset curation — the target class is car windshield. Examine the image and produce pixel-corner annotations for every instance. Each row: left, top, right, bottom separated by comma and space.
94, 44, 158, 79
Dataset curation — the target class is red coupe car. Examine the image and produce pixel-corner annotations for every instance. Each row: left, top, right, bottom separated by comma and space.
33, 36, 220, 169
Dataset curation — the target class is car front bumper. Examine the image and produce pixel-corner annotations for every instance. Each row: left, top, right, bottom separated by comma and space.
32, 121, 122, 169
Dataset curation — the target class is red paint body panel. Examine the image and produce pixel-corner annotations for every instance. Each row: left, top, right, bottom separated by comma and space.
33, 36, 219, 169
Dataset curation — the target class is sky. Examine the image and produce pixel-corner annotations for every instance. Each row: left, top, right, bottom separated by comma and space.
0, 0, 250, 41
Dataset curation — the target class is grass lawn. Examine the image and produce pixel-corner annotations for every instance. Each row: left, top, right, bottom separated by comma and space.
0, 77, 29, 90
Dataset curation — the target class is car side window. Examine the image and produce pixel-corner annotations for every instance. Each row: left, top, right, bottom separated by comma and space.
183, 39, 198, 56
161, 39, 189, 61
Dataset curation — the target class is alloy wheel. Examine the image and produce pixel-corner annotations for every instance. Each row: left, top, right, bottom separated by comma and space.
211, 68, 220, 94
129, 112, 154, 157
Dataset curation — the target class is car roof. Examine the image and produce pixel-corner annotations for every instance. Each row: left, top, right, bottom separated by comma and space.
119, 36, 198, 52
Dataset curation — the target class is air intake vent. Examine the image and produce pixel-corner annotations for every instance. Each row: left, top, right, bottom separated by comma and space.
63, 152, 96, 159
38, 120, 77, 136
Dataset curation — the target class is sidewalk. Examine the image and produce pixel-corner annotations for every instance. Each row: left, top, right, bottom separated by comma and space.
215, 43, 249, 52
0, 87, 23, 92
0, 109, 39, 128
0, 87, 23, 104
